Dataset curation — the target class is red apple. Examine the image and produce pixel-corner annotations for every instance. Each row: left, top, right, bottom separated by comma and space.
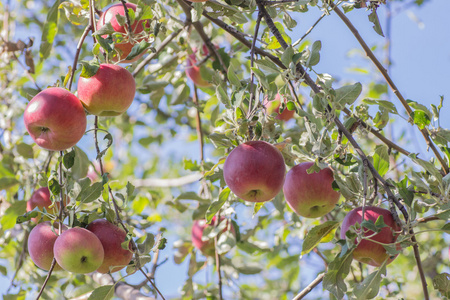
28, 221, 67, 271
97, 3, 149, 63
24, 87, 87, 151
86, 219, 133, 273
191, 217, 235, 256
340, 206, 402, 267
53, 227, 104, 274
185, 45, 213, 88
223, 140, 286, 203
77, 64, 136, 116
263, 93, 295, 121
27, 187, 53, 222
283, 162, 340, 218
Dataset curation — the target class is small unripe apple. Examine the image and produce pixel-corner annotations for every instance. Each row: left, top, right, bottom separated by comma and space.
77, 64, 136, 116
191, 217, 235, 256
86, 219, 133, 273
24, 87, 87, 151
28, 221, 67, 271
185, 45, 213, 88
53, 227, 104, 274
283, 162, 340, 218
97, 3, 149, 63
223, 140, 286, 202
263, 94, 295, 121
340, 206, 402, 267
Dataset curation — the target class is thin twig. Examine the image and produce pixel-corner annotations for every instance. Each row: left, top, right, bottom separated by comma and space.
68, 24, 92, 90
329, 2, 448, 175
293, 12, 327, 47
292, 273, 325, 300
213, 212, 223, 300
247, 12, 262, 120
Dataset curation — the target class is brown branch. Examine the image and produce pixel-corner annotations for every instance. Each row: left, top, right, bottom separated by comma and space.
293, 12, 327, 47
329, 2, 448, 175
292, 273, 325, 300
247, 12, 262, 119
119, 0, 133, 37
91, 273, 156, 300
213, 211, 223, 300
68, 24, 92, 90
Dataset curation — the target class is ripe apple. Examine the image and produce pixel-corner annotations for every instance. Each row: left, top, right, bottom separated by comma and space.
97, 3, 149, 63
77, 64, 136, 116
24, 87, 87, 151
185, 45, 213, 88
191, 217, 235, 256
263, 93, 295, 121
283, 162, 340, 218
86, 219, 133, 273
53, 227, 105, 274
223, 140, 286, 202
340, 206, 402, 267
27, 187, 53, 222
28, 221, 67, 271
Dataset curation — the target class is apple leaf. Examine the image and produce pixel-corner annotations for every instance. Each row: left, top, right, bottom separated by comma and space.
96, 133, 113, 160
71, 147, 90, 180
301, 221, 339, 255
125, 40, 150, 61
322, 249, 353, 299
0, 164, 19, 190
252, 202, 265, 217
87, 285, 114, 300
48, 176, 61, 196
175, 192, 207, 202
373, 144, 389, 177
137, 233, 155, 254
16, 143, 34, 159
0, 201, 26, 230
206, 187, 230, 223
16, 209, 39, 224
79, 59, 100, 78
63, 149, 75, 169
335, 82, 362, 109
305, 40, 321, 68
433, 273, 450, 298
39, 0, 60, 60
353, 260, 387, 299
94, 22, 115, 36
79, 182, 104, 203
368, 9, 384, 37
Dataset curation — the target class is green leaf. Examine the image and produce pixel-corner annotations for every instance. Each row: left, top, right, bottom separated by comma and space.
0, 201, 27, 230
353, 260, 387, 299
48, 177, 61, 196
216, 85, 230, 108
368, 9, 384, 37
206, 188, 230, 223
79, 59, 100, 78
255, 59, 281, 74
305, 40, 321, 68
280, 46, 294, 67
126, 40, 150, 60
97, 133, 113, 160
373, 145, 389, 177
63, 149, 76, 169
362, 99, 398, 114
323, 250, 353, 299
335, 82, 362, 108
411, 110, 431, 130
253, 202, 265, 217
433, 273, 450, 298
301, 221, 339, 255
16, 143, 34, 158
79, 182, 104, 203
72, 147, 90, 180
217, 230, 236, 255
93, 22, 115, 36
175, 192, 207, 202
87, 285, 115, 300
137, 233, 155, 254
40, 0, 61, 60
208, 133, 233, 148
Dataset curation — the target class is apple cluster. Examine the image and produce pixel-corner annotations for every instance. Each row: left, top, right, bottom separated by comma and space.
28, 219, 133, 274
220, 140, 401, 266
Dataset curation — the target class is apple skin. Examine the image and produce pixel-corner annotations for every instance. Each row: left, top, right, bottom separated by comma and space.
24, 87, 87, 151
185, 46, 212, 88
28, 221, 67, 271
97, 3, 149, 63
53, 227, 105, 274
86, 219, 133, 273
77, 64, 136, 116
263, 94, 295, 121
283, 162, 340, 218
191, 217, 235, 256
223, 140, 286, 203
340, 206, 402, 267
27, 187, 53, 222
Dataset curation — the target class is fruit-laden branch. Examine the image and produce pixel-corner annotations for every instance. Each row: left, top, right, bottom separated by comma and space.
254, 0, 429, 298
328, 1, 448, 175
